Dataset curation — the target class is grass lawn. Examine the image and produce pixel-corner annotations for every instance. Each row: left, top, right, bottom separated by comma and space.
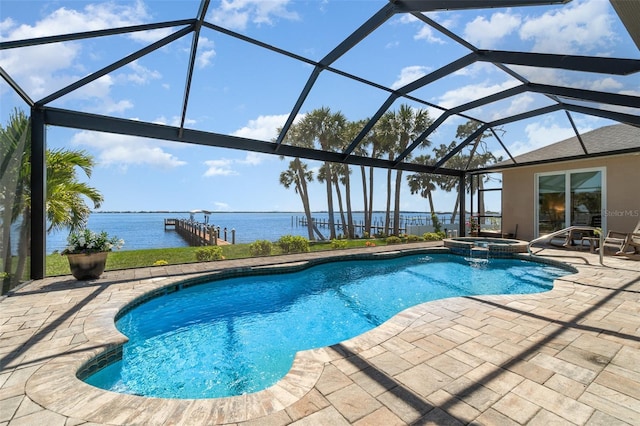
45, 238, 401, 277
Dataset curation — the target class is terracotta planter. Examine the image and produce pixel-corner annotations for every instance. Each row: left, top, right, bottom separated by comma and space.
66, 252, 108, 280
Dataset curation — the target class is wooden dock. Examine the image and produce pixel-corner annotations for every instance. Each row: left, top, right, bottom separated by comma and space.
164, 218, 233, 246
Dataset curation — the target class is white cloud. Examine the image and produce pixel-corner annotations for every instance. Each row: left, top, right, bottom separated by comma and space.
239, 152, 268, 166
584, 77, 623, 92
232, 113, 295, 141
506, 122, 585, 156
391, 66, 432, 90
452, 62, 496, 78
385, 41, 400, 49
202, 153, 270, 177
153, 116, 197, 127
208, 0, 299, 31
119, 61, 162, 85
197, 49, 216, 69
196, 36, 216, 69
437, 80, 520, 109
203, 159, 238, 176
127, 27, 176, 44
1, 2, 148, 41
71, 130, 187, 169
509, 65, 627, 96
397, 13, 445, 44
464, 11, 521, 48
0, 1, 160, 106
490, 94, 536, 121
414, 25, 445, 44
519, 0, 616, 54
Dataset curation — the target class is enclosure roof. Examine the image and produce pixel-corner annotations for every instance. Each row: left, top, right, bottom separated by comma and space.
492, 124, 640, 169
1, 0, 639, 176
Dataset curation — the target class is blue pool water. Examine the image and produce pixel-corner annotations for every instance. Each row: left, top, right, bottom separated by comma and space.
85, 254, 570, 399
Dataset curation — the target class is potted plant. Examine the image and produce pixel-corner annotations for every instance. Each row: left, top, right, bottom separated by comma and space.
466, 216, 480, 236
62, 229, 124, 280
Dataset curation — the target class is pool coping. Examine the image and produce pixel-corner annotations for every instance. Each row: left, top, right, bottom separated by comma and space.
20, 247, 582, 424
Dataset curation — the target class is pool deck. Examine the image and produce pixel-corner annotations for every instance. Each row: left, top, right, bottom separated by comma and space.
1, 242, 639, 425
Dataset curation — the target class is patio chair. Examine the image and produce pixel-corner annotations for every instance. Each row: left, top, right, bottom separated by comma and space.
563, 215, 600, 250
620, 231, 640, 260
598, 219, 640, 257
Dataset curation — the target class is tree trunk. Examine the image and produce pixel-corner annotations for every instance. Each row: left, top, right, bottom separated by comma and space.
450, 184, 460, 225
344, 167, 355, 238
324, 162, 336, 239
294, 159, 315, 240
427, 190, 435, 216
368, 166, 375, 236
12, 208, 30, 287
393, 169, 403, 236
384, 168, 392, 235
333, 175, 348, 237
360, 165, 369, 236
1, 231, 11, 295
478, 176, 486, 229
1, 210, 13, 279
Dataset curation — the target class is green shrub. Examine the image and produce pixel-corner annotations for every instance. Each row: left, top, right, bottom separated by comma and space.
195, 246, 224, 261
431, 213, 442, 233
423, 231, 446, 241
385, 236, 402, 245
330, 239, 348, 249
249, 240, 272, 256
405, 234, 422, 242
277, 235, 310, 253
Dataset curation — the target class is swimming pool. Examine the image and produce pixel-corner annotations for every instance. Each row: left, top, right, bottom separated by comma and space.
83, 253, 570, 399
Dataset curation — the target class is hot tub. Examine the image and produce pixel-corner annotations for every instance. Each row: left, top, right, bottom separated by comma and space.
444, 237, 529, 257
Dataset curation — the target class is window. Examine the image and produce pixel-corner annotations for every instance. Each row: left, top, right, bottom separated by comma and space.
536, 168, 605, 237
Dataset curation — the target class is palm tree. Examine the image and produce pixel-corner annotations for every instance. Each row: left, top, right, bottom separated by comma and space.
375, 111, 397, 235
279, 159, 316, 240
1, 109, 104, 288
278, 121, 322, 240
319, 163, 348, 237
296, 107, 347, 239
350, 121, 372, 236
1, 109, 30, 287
364, 121, 387, 236
13, 148, 104, 286
433, 120, 502, 225
407, 155, 438, 216
341, 119, 370, 239
335, 163, 354, 238
378, 104, 432, 236
45, 149, 104, 232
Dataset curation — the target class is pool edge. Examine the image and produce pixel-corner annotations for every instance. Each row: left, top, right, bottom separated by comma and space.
25, 246, 579, 424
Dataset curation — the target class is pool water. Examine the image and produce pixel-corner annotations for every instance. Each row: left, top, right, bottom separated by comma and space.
85, 254, 570, 399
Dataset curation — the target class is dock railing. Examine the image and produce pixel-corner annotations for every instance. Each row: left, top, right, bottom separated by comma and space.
164, 218, 233, 246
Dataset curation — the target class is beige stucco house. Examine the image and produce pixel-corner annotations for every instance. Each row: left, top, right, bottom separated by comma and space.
496, 124, 640, 242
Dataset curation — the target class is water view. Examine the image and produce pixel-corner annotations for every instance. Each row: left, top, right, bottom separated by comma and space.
46, 211, 464, 254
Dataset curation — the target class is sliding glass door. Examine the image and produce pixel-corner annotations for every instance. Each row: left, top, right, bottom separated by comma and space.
538, 174, 566, 235
536, 168, 604, 236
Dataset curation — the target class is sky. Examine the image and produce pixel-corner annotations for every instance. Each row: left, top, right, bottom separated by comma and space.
1, 0, 638, 213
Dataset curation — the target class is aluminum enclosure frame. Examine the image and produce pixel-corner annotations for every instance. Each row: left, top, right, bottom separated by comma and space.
1, 0, 638, 279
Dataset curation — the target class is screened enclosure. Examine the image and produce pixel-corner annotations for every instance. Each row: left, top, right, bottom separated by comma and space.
1, 0, 638, 285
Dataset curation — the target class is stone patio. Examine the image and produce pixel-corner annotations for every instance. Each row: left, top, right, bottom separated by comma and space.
1, 243, 639, 425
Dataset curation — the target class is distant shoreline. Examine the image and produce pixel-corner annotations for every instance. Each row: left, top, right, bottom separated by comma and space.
92, 210, 501, 214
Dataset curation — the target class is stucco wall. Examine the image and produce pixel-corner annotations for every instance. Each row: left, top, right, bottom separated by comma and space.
501, 154, 640, 241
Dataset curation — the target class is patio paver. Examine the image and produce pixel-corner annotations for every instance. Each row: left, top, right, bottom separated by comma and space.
1, 243, 639, 425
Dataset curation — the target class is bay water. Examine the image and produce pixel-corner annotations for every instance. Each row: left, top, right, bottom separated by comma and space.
46, 211, 459, 254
